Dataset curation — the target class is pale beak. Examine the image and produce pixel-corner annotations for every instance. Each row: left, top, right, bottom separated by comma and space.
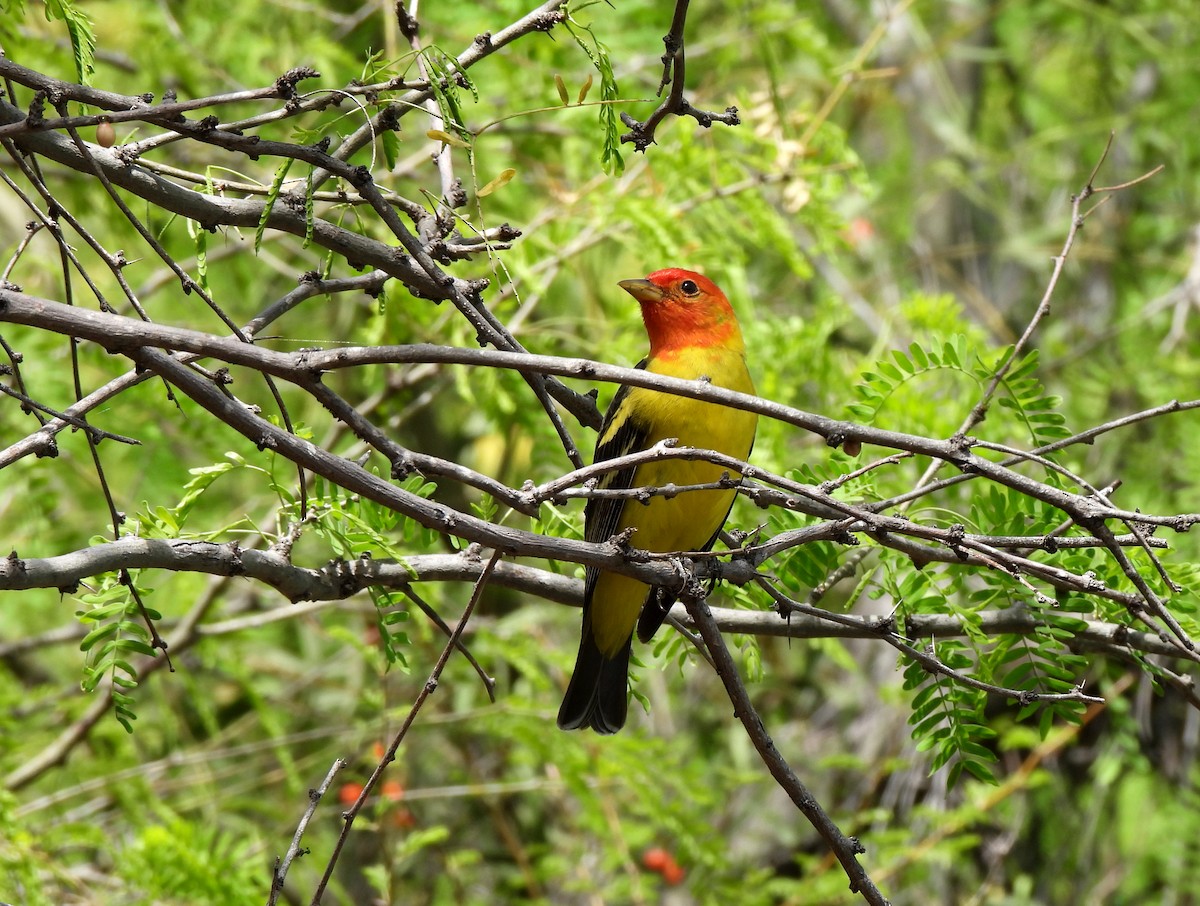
618, 278, 665, 304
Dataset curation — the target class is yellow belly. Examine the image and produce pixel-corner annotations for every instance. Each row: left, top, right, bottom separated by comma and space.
614, 411, 750, 553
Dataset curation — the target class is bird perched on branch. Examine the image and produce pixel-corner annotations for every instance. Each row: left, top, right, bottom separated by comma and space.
557, 268, 758, 733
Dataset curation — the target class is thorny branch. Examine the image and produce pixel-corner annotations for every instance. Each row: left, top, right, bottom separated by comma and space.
942, 135, 1165, 457
3, 285, 1199, 654
682, 581, 891, 905
267, 758, 345, 906
618, 0, 741, 150
0, 50, 602, 435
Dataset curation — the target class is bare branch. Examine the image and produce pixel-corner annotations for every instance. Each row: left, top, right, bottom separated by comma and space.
267, 758, 346, 906
618, 0, 740, 150
6, 288, 1200, 541
681, 580, 890, 905
4, 541, 1190, 668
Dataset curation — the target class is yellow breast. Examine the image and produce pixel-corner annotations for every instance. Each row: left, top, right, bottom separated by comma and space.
618, 346, 757, 553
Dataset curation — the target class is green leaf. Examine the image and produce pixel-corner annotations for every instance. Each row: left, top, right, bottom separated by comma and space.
255, 158, 294, 253
910, 342, 929, 369
43, 0, 95, 84
566, 20, 623, 175
381, 128, 400, 171
80, 622, 118, 651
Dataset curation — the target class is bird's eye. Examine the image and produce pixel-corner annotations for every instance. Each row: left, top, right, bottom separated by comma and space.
680, 279, 699, 296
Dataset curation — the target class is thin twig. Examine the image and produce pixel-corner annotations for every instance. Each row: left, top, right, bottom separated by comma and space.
308, 549, 502, 905
267, 758, 346, 906
618, 0, 740, 150
903, 137, 1163, 503
400, 584, 497, 701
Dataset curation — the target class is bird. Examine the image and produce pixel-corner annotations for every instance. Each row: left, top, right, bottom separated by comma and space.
557, 268, 758, 733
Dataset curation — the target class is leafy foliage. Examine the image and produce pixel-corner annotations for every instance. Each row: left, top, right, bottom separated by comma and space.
2, 1, 1200, 905
903, 640, 1000, 785
118, 817, 263, 904
42, 0, 95, 84
422, 44, 478, 143
76, 573, 158, 732
565, 16, 624, 175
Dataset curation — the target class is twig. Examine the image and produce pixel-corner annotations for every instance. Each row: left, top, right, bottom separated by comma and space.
901, 138, 1163, 503
400, 583, 496, 701
308, 549, 502, 905
955, 137, 1162, 447
399, 1, 464, 227
618, 0, 740, 150
0, 381, 140, 445
267, 758, 346, 906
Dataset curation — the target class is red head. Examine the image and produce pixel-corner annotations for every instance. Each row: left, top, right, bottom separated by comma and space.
618, 268, 744, 356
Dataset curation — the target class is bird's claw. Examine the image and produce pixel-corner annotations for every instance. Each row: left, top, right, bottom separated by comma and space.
669, 556, 707, 603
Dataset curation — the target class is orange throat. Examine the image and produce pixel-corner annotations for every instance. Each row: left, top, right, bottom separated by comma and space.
640, 301, 743, 357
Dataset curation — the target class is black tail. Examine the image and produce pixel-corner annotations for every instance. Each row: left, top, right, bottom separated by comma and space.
636, 587, 676, 643
557, 626, 631, 734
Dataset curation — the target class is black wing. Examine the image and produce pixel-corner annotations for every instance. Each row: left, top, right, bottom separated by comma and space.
583, 361, 650, 599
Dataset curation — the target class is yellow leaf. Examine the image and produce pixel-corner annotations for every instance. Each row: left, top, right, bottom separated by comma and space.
477, 168, 517, 198
426, 129, 470, 148
554, 73, 569, 105
577, 73, 594, 105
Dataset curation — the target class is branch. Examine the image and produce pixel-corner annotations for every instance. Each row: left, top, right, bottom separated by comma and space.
681, 579, 891, 905
958, 135, 1164, 438
267, 758, 346, 906
4, 287, 1199, 656
0, 336, 708, 590
6, 287, 1199, 535
318, 1, 570, 178
0, 273, 383, 468
618, 0, 740, 151
4, 540, 1190, 667
0, 83, 601, 434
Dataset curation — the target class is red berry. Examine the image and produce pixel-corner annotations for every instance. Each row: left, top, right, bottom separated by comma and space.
641, 847, 670, 871
338, 782, 365, 806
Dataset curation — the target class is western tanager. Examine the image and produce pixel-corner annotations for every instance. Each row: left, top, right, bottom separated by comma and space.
557, 268, 758, 733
